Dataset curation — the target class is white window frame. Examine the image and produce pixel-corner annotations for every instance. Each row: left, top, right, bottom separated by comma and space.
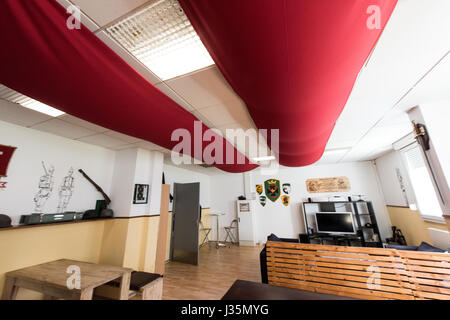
399, 142, 445, 224
408, 106, 450, 219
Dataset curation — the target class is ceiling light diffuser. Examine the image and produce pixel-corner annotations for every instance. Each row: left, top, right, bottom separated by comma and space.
0, 84, 65, 117
106, 0, 214, 81
323, 148, 351, 156
252, 155, 276, 162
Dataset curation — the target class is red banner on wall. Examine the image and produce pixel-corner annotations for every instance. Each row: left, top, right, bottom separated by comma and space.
0, 145, 16, 177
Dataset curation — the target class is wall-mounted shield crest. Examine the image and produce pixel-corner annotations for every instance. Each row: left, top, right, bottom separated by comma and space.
282, 183, 291, 194
256, 184, 263, 195
259, 195, 267, 207
281, 195, 290, 206
265, 179, 280, 202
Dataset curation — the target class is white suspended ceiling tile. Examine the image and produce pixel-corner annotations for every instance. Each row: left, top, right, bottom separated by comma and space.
103, 130, 143, 144
342, 123, 412, 162
191, 110, 214, 128
135, 141, 166, 151
57, 114, 109, 133
196, 103, 251, 127
0, 99, 52, 127
77, 133, 128, 148
395, 51, 450, 112
70, 0, 149, 27
165, 66, 241, 110
217, 121, 254, 131
31, 118, 97, 139
110, 143, 139, 151
317, 152, 348, 165
154, 83, 195, 111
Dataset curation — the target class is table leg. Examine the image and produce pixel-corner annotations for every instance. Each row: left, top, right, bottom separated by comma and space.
1, 276, 19, 300
118, 272, 131, 300
78, 288, 94, 300
216, 215, 220, 248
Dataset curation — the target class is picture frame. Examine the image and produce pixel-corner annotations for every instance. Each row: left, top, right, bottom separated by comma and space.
133, 184, 149, 204
239, 202, 250, 212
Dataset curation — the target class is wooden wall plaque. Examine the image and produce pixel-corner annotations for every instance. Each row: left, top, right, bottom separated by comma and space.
306, 176, 350, 193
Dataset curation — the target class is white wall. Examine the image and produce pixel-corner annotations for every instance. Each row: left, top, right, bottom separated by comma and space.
109, 148, 164, 217
0, 120, 115, 225
209, 172, 245, 241
163, 164, 211, 212
375, 150, 415, 207
209, 162, 392, 243
110, 148, 137, 217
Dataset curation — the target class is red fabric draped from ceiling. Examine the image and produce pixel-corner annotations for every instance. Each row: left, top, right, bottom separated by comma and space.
0, 145, 16, 177
0, 0, 257, 173
180, 0, 398, 166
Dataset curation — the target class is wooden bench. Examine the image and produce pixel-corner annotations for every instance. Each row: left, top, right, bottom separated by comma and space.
266, 242, 450, 300
95, 271, 163, 300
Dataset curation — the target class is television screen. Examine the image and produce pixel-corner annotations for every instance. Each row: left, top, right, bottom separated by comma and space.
315, 212, 356, 234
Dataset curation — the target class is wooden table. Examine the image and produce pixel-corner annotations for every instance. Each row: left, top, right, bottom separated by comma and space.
222, 280, 356, 300
2, 259, 132, 300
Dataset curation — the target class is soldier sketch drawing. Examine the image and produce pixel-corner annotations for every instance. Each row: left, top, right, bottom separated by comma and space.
57, 167, 75, 213
34, 161, 55, 212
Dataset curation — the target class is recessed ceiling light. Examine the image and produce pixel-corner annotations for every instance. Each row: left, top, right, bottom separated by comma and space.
323, 148, 351, 155
18, 99, 65, 117
252, 155, 276, 162
0, 84, 65, 117
106, 0, 214, 81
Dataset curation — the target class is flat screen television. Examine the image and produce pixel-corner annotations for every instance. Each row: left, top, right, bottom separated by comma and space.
314, 212, 356, 235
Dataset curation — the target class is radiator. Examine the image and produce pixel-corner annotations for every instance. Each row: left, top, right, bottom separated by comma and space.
427, 227, 450, 250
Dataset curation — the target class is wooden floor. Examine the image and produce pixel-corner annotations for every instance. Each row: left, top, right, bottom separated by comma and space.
162, 244, 263, 300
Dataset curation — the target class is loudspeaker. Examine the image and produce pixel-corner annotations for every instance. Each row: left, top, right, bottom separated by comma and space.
82, 210, 100, 220
0, 214, 12, 228
100, 209, 114, 218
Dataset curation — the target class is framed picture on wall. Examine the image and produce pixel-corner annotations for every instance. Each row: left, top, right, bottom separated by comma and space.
133, 184, 149, 204
239, 202, 250, 212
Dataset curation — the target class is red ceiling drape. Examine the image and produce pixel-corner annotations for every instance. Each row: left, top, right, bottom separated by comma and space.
0, 0, 257, 173
180, 0, 398, 167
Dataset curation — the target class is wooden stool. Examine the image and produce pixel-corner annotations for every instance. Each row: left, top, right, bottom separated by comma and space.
95, 271, 163, 300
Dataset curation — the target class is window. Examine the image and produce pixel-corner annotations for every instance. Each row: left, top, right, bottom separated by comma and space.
401, 144, 444, 222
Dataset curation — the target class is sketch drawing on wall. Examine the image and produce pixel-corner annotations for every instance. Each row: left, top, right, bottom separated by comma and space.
57, 167, 75, 213
34, 161, 55, 212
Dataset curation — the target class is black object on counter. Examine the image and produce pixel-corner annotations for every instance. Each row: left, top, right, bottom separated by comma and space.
0, 214, 12, 228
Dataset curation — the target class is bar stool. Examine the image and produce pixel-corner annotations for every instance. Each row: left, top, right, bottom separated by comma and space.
224, 219, 238, 247
199, 221, 212, 248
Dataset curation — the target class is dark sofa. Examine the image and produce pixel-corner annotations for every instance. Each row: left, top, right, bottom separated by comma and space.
386, 241, 449, 253
260, 233, 299, 284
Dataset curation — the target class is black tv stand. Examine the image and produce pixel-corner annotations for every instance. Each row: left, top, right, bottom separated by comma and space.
300, 198, 383, 248
306, 233, 364, 246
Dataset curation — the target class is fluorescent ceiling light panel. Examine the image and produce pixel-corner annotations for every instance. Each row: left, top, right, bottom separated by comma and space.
0, 84, 65, 117
252, 155, 276, 162
323, 148, 351, 156
106, 0, 214, 81
19, 99, 65, 117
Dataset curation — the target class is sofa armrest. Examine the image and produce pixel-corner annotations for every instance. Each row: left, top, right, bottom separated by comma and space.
260, 247, 268, 284
385, 244, 418, 251
279, 237, 300, 243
